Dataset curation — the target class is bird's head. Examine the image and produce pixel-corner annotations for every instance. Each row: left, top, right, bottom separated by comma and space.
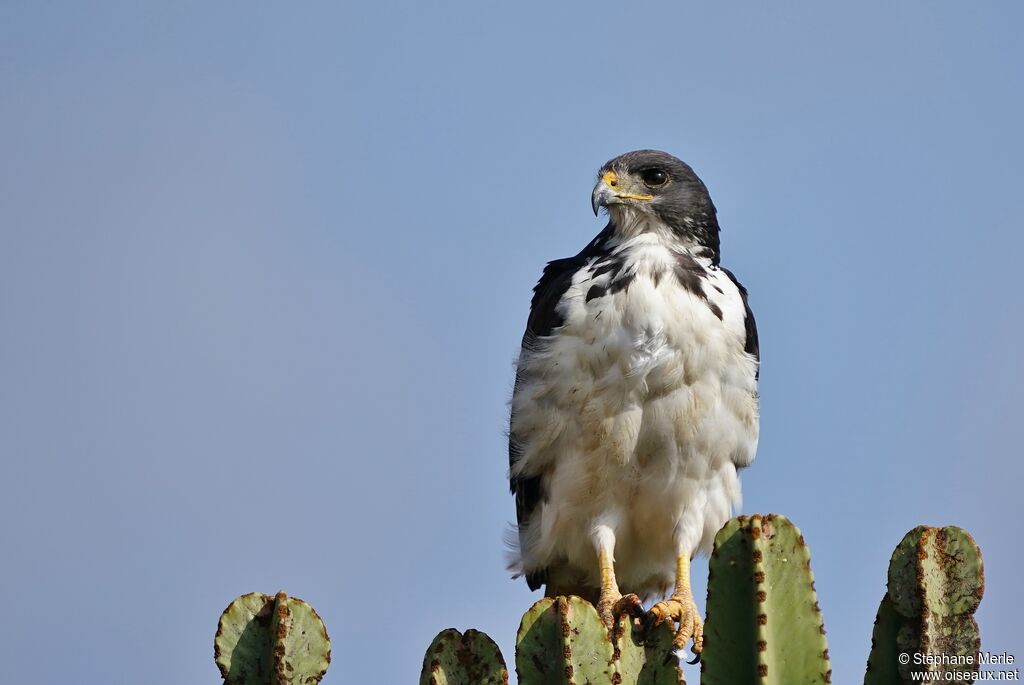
591, 149, 720, 259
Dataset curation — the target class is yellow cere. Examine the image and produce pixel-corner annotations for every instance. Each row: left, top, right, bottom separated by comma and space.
601, 170, 652, 200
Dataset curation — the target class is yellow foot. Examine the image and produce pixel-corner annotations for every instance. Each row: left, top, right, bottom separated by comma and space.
596, 591, 644, 629
646, 591, 704, 654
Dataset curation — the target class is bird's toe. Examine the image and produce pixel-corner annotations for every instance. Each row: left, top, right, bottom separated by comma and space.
647, 594, 704, 655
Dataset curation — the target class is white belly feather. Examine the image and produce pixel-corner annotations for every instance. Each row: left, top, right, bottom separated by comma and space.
510, 233, 759, 596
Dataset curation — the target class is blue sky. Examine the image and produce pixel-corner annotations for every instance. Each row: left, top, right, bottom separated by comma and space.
1, 2, 1021, 683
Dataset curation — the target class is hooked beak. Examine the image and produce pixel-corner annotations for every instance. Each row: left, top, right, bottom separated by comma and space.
592, 183, 615, 216
591, 170, 654, 216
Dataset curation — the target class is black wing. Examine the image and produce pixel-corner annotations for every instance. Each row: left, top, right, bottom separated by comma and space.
721, 267, 759, 367
509, 226, 612, 590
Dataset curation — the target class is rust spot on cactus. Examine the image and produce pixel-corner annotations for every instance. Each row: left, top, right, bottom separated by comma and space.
276, 602, 290, 640
612, 674, 622, 684
757, 640, 767, 651
563, 645, 571, 659
762, 520, 775, 538
756, 590, 767, 602
750, 526, 762, 540
758, 664, 768, 677
754, 571, 765, 583
565, 664, 573, 680
757, 613, 767, 625
430, 659, 440, 672
752, 550, 763, 563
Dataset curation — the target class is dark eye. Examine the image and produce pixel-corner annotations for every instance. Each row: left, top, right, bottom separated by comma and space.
640, 169, 668, 187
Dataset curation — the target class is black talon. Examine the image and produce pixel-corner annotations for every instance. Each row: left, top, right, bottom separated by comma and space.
686, 650, 701, 665
641, 610, 657, 633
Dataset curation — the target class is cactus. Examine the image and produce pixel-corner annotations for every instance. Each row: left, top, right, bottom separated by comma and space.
214, 591, 331, 685
420, 628, 508, 685
199, 519, 982, 685
513, 595, 682, 685
701, 514, 832, 685
864, 526, 984, 685
419, 596, 682, 685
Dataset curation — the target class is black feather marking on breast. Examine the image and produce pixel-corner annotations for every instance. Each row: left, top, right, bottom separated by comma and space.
584, 255, 633, 303
675, 253, 707, 296
590, 260, 622, 280
607, 271, 635, 295
586, 272, 636, 302
675, 253, 724, 320
692, 242, 719, 265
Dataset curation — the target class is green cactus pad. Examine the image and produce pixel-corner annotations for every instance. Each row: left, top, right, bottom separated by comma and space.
514, 596, 682, 685
637, 620, 685, 685
864, 596, 902, 685
419, 628, 508, 685
702, 514, 832, 685
888, 526, 984, 620
214, 591, 331, 685
516, 596, 616, 684
865, 526, 983, 684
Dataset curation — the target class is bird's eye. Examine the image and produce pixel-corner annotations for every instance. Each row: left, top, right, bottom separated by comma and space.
640, 169, 668, 187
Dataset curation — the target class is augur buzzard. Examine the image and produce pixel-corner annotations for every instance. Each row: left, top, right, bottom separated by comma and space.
508, 150, 759, 654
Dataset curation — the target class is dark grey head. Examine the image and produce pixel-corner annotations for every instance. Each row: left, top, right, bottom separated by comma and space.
591, 149, 720, 260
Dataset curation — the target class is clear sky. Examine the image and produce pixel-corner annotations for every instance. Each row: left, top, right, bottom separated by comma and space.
1, 2, 1021, 683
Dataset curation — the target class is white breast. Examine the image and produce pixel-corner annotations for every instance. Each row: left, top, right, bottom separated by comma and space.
510, 231, 759, 596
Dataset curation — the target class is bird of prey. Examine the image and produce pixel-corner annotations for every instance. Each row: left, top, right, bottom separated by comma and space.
508, 150, 759, 654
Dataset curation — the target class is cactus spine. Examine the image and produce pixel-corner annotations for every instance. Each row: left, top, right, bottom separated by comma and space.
214, 591, 331, 685
701, 514, 831, 685
865, 526, 984, 684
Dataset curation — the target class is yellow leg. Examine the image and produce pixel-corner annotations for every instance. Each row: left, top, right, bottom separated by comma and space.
648, 552, 704, 653
599, 548, 619, 597
595, 547, 643, 628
